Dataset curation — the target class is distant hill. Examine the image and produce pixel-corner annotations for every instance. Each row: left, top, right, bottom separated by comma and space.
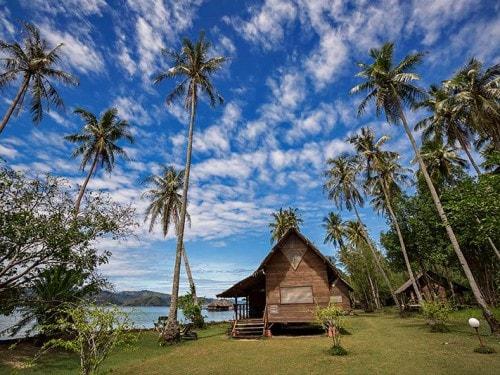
95, 290, 171, 306
95, 290, 216, 307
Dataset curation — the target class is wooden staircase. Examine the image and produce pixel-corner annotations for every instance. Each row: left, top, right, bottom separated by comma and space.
232, 318, 265, 339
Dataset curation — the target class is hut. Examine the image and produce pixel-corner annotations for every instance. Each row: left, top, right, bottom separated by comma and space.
217, 228, 352, 337
395, 271, 469, 307
206, 299, 234, 311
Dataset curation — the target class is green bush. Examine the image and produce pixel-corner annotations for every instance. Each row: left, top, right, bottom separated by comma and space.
421, 301, 452, 332
315, 304, 348, 355
328, 345, 348, 356
178, 293, 205, 328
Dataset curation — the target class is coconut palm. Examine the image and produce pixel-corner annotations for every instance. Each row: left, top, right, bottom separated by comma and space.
444, 59, 500, 151
0, 22, 78, 135
349, 127, 422, 304
415, 85, 481, 174
153, 32, 226, 330
323, 212, 345, 250
324, 154, 401, 310
65, 108, 133, 214
270, 207, 303, 243
419, 140, 467, 187
351, 42, 499, 333
142, 166, 198, 304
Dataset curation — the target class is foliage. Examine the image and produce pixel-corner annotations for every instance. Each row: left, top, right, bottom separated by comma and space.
421, 301, 452, 332
0, 167, 135, 318
178, 292, 205, 329
39, 303, 136, 375
315, 304, 346, 351
269, 207, 303, 242
474, 346, 496, 354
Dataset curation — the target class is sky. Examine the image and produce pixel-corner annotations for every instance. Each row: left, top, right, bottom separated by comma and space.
0, 0, 498, 297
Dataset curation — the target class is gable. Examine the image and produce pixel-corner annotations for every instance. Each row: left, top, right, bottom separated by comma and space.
280, 232, 308, 270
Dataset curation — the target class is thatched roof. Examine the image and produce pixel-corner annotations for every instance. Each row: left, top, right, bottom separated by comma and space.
207, 299, 233, 308
395, 271, 469, 294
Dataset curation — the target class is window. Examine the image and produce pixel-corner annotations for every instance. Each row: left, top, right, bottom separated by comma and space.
280, 286, 314, 304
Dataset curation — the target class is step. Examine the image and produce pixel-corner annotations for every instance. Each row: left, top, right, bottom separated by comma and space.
233, 335, 263, 339
234, 326, 264, 330
235, 323, 264, 327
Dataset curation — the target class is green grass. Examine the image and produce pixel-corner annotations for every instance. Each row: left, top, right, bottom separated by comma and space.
1, 310, 499, 375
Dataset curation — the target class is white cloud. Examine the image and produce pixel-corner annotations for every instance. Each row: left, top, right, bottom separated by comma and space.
0, 144, 18, 159
21, 0, 107, 17
112, 96, 152, 126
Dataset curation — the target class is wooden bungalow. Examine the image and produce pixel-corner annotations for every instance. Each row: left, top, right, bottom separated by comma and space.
206, 299, 234, 311
395, 271, 469, 307
217, 228, 353, 338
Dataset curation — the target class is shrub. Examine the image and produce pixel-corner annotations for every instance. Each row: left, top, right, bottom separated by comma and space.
178, 293, 205, 328
315, 304, 348, 355
474, 346, 496, 354
421, 300, 452, 332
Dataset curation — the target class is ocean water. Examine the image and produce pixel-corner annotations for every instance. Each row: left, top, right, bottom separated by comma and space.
0, 306, 234, 340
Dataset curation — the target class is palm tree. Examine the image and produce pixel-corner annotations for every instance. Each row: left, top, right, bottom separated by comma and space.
351, 42, 499, 333
270, 207, 303, 243
349, 127, 423, 304
444, 59, 500, 151
142, 166, 198, 304
153, 32, 226, 330
415, 85, 481, 174
0, 22, 78, 135
324, 154, 401, 310
65, 108, 133, 214
418, 140, 467, 187
323, 212, 345, 250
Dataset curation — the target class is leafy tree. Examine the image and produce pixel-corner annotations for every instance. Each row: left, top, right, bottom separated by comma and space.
0, 167, 134, 316
142, 166, 198, 304
323, 212, 345, 250
39, 304, 136, 375
65, 108, 134, 214
315, 304, 347, 355
324, 154, 401, 310
153, 32, 227, 340
0, 22, 78, 135
178, 292, 204, 328
349, 127, 422, 303
269, 207, 303, 243
351, 42, 499, 333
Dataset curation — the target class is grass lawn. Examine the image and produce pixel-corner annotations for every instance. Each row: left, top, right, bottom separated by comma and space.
1, 309, 499, 375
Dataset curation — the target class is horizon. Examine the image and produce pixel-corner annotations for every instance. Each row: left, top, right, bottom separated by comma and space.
0, 0, 498, 298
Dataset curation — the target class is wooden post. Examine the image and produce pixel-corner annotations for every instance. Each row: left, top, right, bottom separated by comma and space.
234, 297, 238, 321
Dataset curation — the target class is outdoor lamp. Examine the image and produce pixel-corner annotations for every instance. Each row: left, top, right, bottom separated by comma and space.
468, 318, 483, 347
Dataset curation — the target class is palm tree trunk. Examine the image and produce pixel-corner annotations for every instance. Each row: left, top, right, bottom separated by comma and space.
74, 154, 98, 214
182, 245, 197, 304
366, 268, 380, 309
380, 179, 423, 304
398, 106, 499, 334
169, 87, 197, 323
0, 76, 30, 135
353, 205, 401, 311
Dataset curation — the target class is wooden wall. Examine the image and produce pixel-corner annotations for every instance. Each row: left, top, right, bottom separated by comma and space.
265, 233, 350, 323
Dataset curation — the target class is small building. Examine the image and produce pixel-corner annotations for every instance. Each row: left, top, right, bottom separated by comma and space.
395, 271, 469, 306
217, 228, 352, 336
206, 299, 234, 311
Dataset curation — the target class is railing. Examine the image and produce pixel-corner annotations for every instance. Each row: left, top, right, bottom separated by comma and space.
233, 302, 249, 321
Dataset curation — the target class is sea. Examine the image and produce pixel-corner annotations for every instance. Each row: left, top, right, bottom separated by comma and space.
0, 306, 234, 340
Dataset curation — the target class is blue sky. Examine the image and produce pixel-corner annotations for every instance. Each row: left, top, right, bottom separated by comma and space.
0, 0, 498, 297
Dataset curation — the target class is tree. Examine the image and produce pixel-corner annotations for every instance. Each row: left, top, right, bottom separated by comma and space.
349, 127, 422, 304
0, 167, 134, 317
0, 22, 78, 135
351, 42, 499, 333
323, 212, 345, 250
269, 207, 303, 243
153, 32, 227, 339
142, 166, 198, 304
444, 59, 500, 151
65, 108, 133, 214
39, 303, 136, 375
324, 154, 401, 310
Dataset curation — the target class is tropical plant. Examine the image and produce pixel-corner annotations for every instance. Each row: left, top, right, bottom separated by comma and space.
153, 32, 226, 340
178, 292, 204, 328
39, 303, 136, 375
351, 42, 499, 333
323, 212, 345, 250
65, 108, 133, 214
142, 166, 198, 304
421, 300, 452, 332
444, 59, 500, 151
315, 304, 347, 355
269, 207, 303, 243
0, 22, 78, 135
349, 127, 422, 303
324, 154, 401, 310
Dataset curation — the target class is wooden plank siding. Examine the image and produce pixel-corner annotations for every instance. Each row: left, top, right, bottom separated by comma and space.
265, 233, 349, 323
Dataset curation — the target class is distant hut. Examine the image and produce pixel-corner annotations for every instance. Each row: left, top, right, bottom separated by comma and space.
217, 228, 352, 338
207, 299, 234, 311
395, 271, 469, 306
